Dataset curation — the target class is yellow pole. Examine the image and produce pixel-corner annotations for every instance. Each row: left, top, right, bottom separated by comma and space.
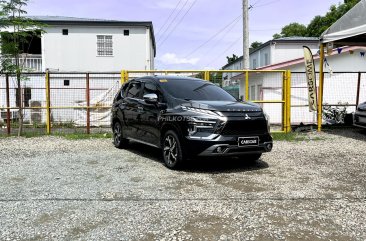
245, 71, 249, 101
124, 71, 129, 83
120, 70, 124, 85
204, 71, 210, 81
318, 44, 325, 132
45, 71, 51, 134
286, 70, 292, 133
282, 72, 287, 132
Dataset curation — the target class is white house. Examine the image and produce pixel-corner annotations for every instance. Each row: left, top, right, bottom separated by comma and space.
252, 46, 366, 124
0, 16, 156, 125
221, 37, 319, 97
1, 16, 156, 72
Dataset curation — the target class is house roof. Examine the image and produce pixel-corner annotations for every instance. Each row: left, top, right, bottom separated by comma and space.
28, 15, 157, 56
321, 0, 366, 45
221, 36, 319, 69
256, 46, 366, 70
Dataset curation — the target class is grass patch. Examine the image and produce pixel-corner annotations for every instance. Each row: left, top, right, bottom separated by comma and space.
0, 132, 112, 140
54, 133, 112, 140
272, 132, 325, 142
272, 132, 305, 141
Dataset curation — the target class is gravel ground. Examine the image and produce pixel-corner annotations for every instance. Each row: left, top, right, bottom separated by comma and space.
0, 128, 366, 240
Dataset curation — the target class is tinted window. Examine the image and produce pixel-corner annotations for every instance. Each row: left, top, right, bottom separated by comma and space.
160, 79, 236, 101
143, 82, 164, 102
126, 82, 142, 98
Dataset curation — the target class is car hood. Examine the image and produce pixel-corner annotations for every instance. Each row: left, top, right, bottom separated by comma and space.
181, 100, 262, 112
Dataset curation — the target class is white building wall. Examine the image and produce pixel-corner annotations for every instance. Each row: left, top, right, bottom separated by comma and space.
262, 49, 366, 124
273, 43, 318, 65
42, 25, 154, 72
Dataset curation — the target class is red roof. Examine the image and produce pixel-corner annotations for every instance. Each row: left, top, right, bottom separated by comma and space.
257, 46, 365, 70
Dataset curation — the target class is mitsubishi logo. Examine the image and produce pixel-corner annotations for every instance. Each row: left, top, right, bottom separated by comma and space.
244, 114, 251, 120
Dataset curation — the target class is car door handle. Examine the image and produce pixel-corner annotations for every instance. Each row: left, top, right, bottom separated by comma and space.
137, 106, 144, 112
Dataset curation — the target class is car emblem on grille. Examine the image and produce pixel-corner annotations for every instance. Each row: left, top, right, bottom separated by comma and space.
244, 114, 251, 120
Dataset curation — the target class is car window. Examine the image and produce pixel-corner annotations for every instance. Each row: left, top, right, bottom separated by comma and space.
143, 82, 164, 102
160, 79, 236, 101
126, 82, 142, 99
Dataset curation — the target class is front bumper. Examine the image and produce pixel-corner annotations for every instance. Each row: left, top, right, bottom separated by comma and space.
183, 134, 273, 157
353, 112, 366, 128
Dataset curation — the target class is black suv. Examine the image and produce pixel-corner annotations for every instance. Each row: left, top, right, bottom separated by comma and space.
111, 76, 273, 169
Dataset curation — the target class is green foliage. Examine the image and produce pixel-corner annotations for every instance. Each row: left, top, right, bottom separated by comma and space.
277, 23, 307, 38
250, 41, 263, 49
226, 54, 239, 64
273, 0, 360, 38
0, 0, 45, 74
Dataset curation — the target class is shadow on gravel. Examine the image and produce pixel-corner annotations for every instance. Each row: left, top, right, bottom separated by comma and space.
323, 127, 366, 142
181, 158, 269, 174
126, 141, 269, 173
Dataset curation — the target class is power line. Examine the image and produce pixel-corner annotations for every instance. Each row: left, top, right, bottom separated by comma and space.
206, 36, 242, 67
199, 17, 242, 58
184, 15, 242, 58
156, 0, 184, 36
157, 0, 190, 43
158, 0, 198, 47
253, 0, 281, 8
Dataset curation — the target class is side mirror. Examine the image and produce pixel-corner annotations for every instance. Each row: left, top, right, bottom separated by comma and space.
143, 93, 158, 104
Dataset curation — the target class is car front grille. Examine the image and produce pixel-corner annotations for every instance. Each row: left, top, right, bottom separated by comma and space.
221, 119, 267, 136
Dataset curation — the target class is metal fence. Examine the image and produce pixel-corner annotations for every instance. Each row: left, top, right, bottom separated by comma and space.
2, 70, 363, 136
0, 72, 120, 135
291, 72, 366, 125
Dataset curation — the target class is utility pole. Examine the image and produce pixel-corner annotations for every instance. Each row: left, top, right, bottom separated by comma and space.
243, 0, 249, 70
240, 0, 249, 101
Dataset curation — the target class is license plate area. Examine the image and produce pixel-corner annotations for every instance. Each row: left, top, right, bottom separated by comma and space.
238, 137, 259, 147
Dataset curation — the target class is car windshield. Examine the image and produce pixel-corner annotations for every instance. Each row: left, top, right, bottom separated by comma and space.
160, 79, 237, 101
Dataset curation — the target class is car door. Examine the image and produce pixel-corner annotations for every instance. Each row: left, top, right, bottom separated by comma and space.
123, 81, 143, 139
139, 81, 165, 146
112, 83, 128, 128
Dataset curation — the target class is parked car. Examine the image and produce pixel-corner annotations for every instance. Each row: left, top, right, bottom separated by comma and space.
111, 76, 273, 169
354, 101, 366, 128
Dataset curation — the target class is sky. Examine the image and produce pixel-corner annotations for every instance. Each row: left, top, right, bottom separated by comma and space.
26, 0, 342, 70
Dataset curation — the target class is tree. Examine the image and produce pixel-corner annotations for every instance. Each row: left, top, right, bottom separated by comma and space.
0, 0, 44, 136
250, 41, 262, 49
226, 54, 238, 64
273, 0, 360, 38
274, 22, 307, 38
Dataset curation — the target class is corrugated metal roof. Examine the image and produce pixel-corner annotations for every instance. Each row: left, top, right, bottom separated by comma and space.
274, 37, 319, 41
27, 16, 119, 22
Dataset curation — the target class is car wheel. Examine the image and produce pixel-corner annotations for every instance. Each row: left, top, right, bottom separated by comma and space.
113, 121, 129, 149
246, 153, 262, 163
162, 130, 184, 169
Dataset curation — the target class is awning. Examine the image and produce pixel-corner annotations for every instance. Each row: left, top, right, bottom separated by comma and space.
321, 0, 366, 45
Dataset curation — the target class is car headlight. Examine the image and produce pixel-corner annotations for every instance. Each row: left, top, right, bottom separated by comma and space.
188, 117, 217, 135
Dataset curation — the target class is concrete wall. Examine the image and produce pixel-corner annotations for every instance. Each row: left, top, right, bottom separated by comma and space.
42, 25, 154, 72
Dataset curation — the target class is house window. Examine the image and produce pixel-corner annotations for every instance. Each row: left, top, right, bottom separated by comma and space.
253, 59, 257, 69
250, 85, 256, 100
97, 35, 113, 56
62, 29, 68, 35
264, 53, 269, 66
124, 30, 130, 36
64, 80, 70, 86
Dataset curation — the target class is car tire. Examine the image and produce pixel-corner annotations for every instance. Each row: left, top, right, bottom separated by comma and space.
162, 130, 184, 169
245, 153, 262, 163
113, 121, 129, 149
